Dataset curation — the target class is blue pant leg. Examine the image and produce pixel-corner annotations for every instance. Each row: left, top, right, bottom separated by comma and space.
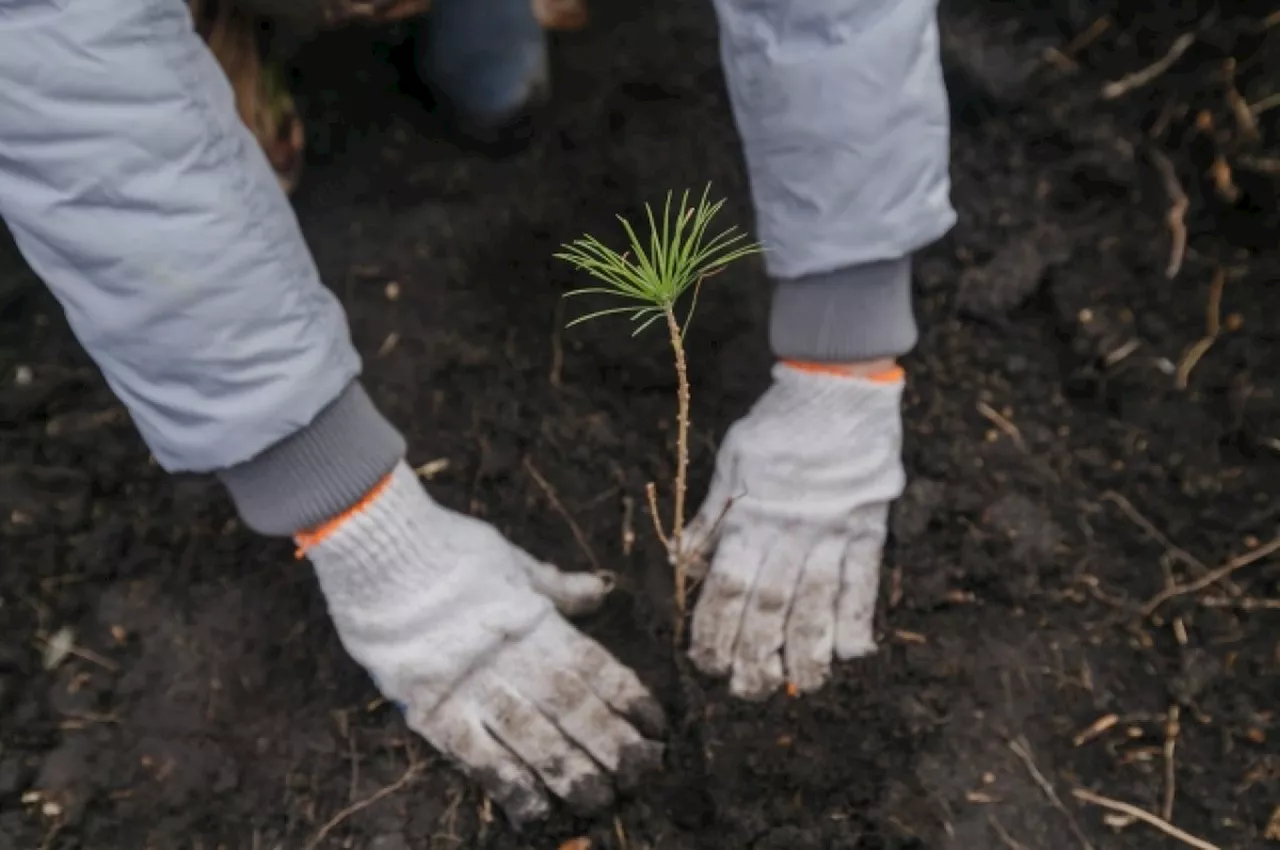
421, 0, 549, 121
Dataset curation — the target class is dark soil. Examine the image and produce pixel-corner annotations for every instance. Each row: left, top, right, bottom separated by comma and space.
3, 2, 1279, 848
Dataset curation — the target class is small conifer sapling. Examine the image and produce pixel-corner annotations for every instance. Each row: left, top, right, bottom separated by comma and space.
555, 186, 763, 643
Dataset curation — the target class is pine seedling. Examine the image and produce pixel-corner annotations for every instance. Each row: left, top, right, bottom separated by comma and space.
555, 185, 763, 643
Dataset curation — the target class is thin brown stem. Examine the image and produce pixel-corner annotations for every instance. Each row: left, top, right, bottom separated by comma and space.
1141, 535, 1280, 617
663, 305, 692, 643
303, 756, 422, 850
1072, 788, 1219, 850
645, 482, 669, 549
523, 457, 600, 572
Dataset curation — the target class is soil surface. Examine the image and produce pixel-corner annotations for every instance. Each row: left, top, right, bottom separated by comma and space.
2, 2, 1279, 848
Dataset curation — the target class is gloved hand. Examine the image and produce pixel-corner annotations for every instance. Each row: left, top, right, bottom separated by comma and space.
298, 462, 665, 825
686, 362, 906, 700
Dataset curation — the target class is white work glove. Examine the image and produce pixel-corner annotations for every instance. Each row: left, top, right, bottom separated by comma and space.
687, 362, 905, 700
300, 462, 665, 825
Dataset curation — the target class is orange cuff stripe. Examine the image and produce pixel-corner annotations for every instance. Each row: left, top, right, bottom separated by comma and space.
293, 471, 395, 559
782, 360, 905, 383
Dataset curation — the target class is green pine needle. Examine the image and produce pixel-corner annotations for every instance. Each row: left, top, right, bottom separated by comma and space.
555, 184, 764, 336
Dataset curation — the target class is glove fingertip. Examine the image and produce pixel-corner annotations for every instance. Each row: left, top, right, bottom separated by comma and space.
728, 660, 785, 703
494, 785, 552, 829
833, 636, 878, 661
562, 773, 616, 818
687, 641, 730, 679
524, 556, 613, 617
626, 694, 668, 740
553, 571, 613, 617
787, 663, 831, 695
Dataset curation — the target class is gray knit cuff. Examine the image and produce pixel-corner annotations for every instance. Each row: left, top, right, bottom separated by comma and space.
217, 381, 407, 537
769, 256, 917, 362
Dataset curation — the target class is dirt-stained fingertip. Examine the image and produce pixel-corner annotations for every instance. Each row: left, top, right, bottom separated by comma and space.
625, 694, 668, 740
474, 768, 550, 828
561, 772, 616, 816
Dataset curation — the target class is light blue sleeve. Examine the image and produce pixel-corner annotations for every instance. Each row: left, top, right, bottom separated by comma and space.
712, 0, 958, 361
0, 0, 362, 475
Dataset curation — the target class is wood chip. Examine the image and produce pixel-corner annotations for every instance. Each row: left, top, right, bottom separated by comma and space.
42, 627, 75, 670
1073, 714, 1119, 747
376, 332, 400, 357
1264, 806, 1280, 840
967, 790, 1002, 804
414, 458, 450, 480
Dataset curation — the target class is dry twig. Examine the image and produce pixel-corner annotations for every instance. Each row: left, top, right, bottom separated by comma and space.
303, 758, 423, 850
1099, 490, 1240, 599
989, 815, 1030, 850
1101, 490, 1206, 576
1175, 267, 1226, 389
1222, 58, 1260, 142
1072, 788, 1219, 850
524, 458, 601, 572
1200, 595, 1280, 610
1041, 16, 1112, 71
1102, 33, 1196, 100
1248, 92, 1280, 116
1064, 16, 1112, 59
1147, 148, 1189, 278
977, 401, 1026, 451
1141, 536, 1280, 617
1162, 706, 1180, 821
1073, 714, 1119, 747
645, 482, 669, 549
1238, 154, 1280, 174
1007, 738, 1095, 850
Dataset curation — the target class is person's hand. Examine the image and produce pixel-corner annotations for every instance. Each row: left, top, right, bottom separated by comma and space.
686, 362, 906, 700
299, 462, 665, 825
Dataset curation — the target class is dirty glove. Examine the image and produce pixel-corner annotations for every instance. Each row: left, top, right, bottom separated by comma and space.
299, 461, 665, 825
687, 362, 906, 700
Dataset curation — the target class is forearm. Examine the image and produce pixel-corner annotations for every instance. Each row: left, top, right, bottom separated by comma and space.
0, 0, 403, 535
712, 0, 957, 362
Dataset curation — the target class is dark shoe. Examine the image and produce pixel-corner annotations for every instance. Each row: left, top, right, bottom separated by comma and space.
412, 0, 552, 159
444, 74, 550, 158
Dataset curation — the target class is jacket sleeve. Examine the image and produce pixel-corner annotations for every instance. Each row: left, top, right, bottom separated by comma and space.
712, 0, 957, 362
0, 0, 404, 536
